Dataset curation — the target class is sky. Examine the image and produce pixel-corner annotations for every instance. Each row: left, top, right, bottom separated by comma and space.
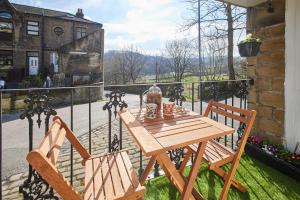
10, 0, 196, 54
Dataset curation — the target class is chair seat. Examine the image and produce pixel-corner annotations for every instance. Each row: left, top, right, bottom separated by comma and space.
189, 140, 236, 166
84, 151, 145, 200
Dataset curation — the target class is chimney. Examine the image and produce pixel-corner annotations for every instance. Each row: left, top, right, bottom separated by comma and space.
76, 8, 84, 18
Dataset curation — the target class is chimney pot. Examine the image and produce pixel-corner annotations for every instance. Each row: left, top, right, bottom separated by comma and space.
76, 8, 84, 18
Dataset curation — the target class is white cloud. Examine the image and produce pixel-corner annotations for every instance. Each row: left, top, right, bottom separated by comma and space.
104, 0, 196, 53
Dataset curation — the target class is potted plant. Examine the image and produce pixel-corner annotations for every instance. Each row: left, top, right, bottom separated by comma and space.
245, 135, 300, 181
238, 34, 261, 57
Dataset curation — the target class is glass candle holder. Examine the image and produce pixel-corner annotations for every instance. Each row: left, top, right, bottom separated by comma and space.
163, 102, 175, 117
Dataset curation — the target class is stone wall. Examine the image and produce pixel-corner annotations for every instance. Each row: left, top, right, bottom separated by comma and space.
247, 23, 285, 144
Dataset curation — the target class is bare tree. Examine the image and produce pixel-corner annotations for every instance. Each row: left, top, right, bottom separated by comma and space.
123, 45, 146, 83
153, 52, 166, 82
104, 45, 146, 84
202, 34, 226, 80
166, 39, 194, 82
182, 0, 246, 80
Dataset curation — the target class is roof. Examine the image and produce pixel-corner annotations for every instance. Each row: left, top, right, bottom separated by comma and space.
10, 3, 102, 26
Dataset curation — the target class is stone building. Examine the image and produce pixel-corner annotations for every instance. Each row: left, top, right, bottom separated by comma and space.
222, 0, 299, 152
0, 0, 104, 88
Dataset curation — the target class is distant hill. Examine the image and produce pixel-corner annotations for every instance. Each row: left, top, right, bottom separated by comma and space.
104, 50, 245, 76
104, 50, 170, 75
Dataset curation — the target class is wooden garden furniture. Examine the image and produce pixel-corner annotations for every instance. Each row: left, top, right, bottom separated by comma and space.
26, 116, 145, 200
119, 108, 237, 200
179, 101, 257, 200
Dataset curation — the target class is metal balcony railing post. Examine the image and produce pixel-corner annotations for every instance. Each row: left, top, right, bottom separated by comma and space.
192, 83, 194, 111
70, 89, 74, 185
89, 87, 92, 154
0, 91, 2, 198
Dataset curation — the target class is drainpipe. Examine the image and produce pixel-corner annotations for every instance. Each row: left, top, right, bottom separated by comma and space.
41, 10, 45, 77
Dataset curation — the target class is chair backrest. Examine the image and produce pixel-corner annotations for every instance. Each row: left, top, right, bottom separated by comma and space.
26, 116, 91, 200
204, 101, 256, 151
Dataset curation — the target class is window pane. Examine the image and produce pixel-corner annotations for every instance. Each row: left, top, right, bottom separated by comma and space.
28, 21, 38, 26
27, 25, 39, 31
27, 31, 38, 35
77, 32, 81, 39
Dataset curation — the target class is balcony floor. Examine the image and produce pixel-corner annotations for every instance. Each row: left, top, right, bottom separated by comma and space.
145, 155, 300, 200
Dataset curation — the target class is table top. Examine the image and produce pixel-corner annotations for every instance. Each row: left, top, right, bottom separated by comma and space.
119, 108, 235, 157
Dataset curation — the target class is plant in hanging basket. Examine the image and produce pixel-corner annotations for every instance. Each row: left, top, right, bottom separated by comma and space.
238, 34, 261, 57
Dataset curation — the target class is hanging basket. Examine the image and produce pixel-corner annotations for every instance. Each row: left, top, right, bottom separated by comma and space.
238, 42, 261, 57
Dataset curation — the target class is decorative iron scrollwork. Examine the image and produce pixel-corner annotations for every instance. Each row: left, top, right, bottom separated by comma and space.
111, 134, 120, 152
168, 86, 186, 106
103, 90, 128, 118
236, 80, 249, 99
19, 171, 59, 200
207, 82, 220, 100
19, 90, 58, 199
169, 148, 184, 169
236, 121, 247, 148
103, 90, 128, 152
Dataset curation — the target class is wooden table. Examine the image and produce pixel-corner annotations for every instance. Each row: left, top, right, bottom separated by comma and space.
119, 108, 235, 200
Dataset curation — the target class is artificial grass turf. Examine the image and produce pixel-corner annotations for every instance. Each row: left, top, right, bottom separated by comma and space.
144, 155, 300, 200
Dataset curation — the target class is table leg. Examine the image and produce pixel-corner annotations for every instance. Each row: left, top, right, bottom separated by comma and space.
156, 152, 204, 200
139, 155, 157, 185
156, 153, 187, 194
182, 141, 207, 200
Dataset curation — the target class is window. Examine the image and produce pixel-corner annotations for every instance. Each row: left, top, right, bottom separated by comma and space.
0, 22, 12, 33
76, 27, 86, 39
27, 21, 39, 36
27, 52, 39, 75
0, 12, 12, 19
0, 55, 12, 66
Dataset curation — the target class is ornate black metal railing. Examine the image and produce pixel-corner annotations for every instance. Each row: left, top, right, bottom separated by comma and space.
0, 79, 250, 199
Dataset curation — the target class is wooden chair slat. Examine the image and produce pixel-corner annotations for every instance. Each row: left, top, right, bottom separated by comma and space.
84, 157, 95, 200
38, 121, 62, 156
120, 151, 140, 189
210, 108, 248, 123
48, 128, 66, 165
92, 157, 105, 200
100, 156, 115, 199
107, 154, 125, 198
210, 101, 251, 116
115, 152, 134, 193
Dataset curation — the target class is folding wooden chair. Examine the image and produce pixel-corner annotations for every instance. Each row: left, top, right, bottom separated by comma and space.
179, 101, 256, 200
27, 116, 145, 200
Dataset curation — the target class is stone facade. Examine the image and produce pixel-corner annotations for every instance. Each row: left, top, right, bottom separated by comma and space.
0, 0, 104, 87
247, 1, 286, 144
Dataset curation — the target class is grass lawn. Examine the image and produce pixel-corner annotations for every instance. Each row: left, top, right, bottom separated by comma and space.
145, 155, 300, 200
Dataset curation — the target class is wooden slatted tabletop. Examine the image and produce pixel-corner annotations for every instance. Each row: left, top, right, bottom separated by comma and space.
119, 108, 235, 156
